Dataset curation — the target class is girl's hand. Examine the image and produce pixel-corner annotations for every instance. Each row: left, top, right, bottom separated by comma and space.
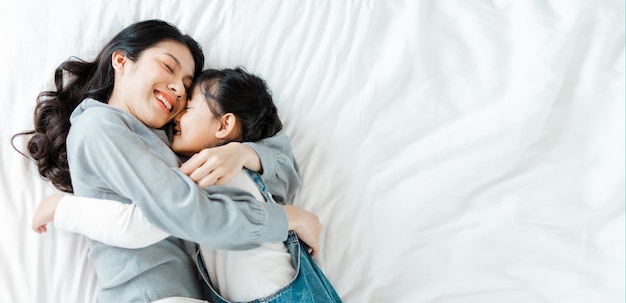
283, 205, 322, 256
180, 142, 261, 187
31, 194, 64, 233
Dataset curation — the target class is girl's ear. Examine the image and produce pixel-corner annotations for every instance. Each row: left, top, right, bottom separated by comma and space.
215, 113, 239, 140
111, 50, 127, 74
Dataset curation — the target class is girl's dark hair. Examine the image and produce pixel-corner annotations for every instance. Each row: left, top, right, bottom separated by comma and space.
12, 19, 205, 193
192, 67, 282, 142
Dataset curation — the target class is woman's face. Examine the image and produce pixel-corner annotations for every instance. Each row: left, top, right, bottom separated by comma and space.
170, 87, 223, 157
111, 40, 195, 128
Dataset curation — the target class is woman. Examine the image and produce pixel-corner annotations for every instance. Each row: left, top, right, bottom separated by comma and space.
33, 67, 341, 302
16, 19, 321, 302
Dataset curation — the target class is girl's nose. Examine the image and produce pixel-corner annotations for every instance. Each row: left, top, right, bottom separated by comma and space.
174, 111, 184, 124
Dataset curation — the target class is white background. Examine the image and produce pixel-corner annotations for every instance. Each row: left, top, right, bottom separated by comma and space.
1, 1, 624, 302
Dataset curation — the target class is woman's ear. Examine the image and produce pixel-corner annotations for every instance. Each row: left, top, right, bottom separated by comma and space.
111, 50, 127, 74
215, 113, 239, 140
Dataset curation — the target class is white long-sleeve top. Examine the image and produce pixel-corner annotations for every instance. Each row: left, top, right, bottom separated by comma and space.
55, 170, 295, 302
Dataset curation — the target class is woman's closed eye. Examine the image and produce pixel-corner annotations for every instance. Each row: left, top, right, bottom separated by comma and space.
163, 63, 174, 73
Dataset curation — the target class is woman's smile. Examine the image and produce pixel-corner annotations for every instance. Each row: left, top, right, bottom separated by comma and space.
154, 90, 175, 113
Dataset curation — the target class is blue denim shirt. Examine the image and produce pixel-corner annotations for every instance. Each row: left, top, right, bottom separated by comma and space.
67, 99, 300, 302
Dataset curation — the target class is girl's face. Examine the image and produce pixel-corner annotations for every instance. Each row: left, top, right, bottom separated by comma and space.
110, 40, 195, 128
170, 87, 223, 157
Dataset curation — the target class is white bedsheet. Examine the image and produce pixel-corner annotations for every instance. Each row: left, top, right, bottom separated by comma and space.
1, 1, 623, 302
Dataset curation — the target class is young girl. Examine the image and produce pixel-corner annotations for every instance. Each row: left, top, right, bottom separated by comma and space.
17, 19, 322, 302
32, 68, 342, 302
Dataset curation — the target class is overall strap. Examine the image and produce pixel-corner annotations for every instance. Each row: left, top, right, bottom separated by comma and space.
245, 169, 276, 204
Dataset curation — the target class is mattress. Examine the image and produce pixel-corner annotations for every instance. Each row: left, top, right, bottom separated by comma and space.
1, 1, 624, 302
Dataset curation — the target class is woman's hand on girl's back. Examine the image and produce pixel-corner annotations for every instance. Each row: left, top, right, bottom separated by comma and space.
283, 205, 322, 256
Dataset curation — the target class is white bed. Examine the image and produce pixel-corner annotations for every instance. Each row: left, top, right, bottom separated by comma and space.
1, 1, 624, 302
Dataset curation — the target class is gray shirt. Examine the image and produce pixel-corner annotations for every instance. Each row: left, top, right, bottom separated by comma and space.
67, 99, 301, 302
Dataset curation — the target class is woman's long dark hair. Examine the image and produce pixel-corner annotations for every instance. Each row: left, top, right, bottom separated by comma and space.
193, 67, 283, 143
12, 19, 205, 193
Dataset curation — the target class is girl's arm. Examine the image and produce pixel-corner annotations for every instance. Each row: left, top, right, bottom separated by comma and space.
32, 194, 166, 249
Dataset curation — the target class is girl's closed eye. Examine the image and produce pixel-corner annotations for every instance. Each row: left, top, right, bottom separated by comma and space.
183, 79, 192, 91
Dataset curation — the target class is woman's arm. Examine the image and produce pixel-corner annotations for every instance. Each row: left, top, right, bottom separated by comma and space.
180, 133, 301, 204
32, 195, 167, 248
176, 133, 322, 252
245, 134, 301, 204
68, 107, 287, 250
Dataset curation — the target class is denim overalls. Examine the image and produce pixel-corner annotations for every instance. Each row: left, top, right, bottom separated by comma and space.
195, 170, 342, 303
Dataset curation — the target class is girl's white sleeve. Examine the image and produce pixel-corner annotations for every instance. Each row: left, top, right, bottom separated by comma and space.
54, 195, 169, 249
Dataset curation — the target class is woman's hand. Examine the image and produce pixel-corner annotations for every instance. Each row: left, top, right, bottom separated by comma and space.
180, 142, 261, 187
31, 194, 64, 233
283, 205, 322, 256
